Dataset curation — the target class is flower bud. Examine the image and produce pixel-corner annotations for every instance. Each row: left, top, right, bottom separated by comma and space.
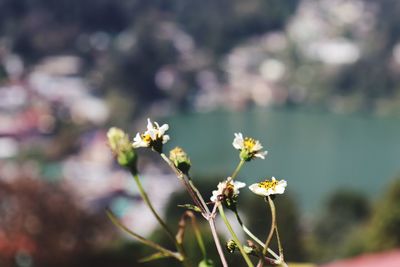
226, 239, 237, 253
169, 147, 191, 174
107, 127, 137, 173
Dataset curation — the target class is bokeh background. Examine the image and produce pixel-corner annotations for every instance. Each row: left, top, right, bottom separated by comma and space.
1, 0, 400, 266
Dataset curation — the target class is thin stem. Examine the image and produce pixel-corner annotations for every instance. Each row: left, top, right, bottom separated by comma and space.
233, 210, 280, 261
106, 210, 181, 261
218, 205, 254, 267
188, 176, 210, 214
160, 153, 207, 215
160, 153, 228, 267
262, 196, 288, 267
231, 160, 245, 180
263, 196, 276, 255
187, 211, 208, 260
208, 217, 229, 267
132, 173, 176, 243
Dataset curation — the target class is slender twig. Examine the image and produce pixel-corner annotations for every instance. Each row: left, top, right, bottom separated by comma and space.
132, 173, 191, 267
160, 153, 207, 215
160, 152, 228, 267
106, 210, 181, 260
132, 173, 176, 243
263, 196, 288, 267
263, 196, 276, 255
218, 205, 254, 267
231, 160, 245, 180
177, 211, 208, 260
233, 209, 280, 261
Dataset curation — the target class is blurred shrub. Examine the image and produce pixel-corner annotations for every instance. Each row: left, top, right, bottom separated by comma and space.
344, 178, 400, 255
0, 177, 113, 267
307, 190, 370, 262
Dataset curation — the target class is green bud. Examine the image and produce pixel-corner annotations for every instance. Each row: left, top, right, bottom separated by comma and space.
107, 127, 137, 173
226, 239, 237, 253
169, 147, 191, 174
198, 259, 214, 267
239, 149, 252, 161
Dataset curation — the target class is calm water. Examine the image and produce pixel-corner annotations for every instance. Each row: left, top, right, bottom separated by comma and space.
165, 109, 400, 215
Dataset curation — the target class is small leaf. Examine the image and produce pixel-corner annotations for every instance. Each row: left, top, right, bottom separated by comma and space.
177, 204, 202, 213
243, 245, 254, 254
139, 252, 172, 263
198, 259, 215, 267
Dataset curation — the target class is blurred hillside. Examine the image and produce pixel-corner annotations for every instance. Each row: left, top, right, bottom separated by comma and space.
1, 0, 400, 118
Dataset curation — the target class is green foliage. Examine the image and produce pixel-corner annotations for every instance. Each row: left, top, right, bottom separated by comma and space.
363, 178, 400, 251
308, 190, 370, 262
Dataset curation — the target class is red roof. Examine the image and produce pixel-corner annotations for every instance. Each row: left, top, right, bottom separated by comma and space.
319, 250, 400, 267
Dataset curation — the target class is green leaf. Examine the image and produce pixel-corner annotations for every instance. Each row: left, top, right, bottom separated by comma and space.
139, 252, 173, 263
198, 259, 215, 267
177, 204, 202, 213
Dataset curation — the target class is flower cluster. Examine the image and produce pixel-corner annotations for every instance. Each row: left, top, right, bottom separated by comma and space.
133, 118, 170, 153
106, 118, 290, 267
232, 133, 267, 161
249, 177, 287, 197
210, 178, 246, 209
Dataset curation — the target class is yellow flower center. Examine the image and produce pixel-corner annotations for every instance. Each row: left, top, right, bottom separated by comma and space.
142, 134, 152, 143
243, 137, 257, 151
258, 179, 278, 190
224, 182, 235, 197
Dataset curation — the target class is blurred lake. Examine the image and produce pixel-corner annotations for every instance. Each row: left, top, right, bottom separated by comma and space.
165, 109, 400, 216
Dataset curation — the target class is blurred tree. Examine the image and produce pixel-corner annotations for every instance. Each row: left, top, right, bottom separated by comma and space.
0, 177, 114, 267
308, 190, 370, 262
363, 178, 400, 251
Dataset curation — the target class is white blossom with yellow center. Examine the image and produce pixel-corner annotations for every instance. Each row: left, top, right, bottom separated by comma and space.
132, 118, 170, 148
248, 177, 287, 196
232, 132, 267, 160
210, 178, 246, 202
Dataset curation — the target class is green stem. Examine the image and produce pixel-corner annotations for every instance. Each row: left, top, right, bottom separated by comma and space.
133, 173, 176, 243
218, 205, 254, 267
231, 160, 245, 180
262, 197, 287, 267
160, 153, 207, 215
160, 153, 228, 267
106, 210, 181, 260
233, 210, 280, 261
133, 173, 190, 266
188, 176, 210, 214
188, 212, 208, 260
263, 196, 276, 255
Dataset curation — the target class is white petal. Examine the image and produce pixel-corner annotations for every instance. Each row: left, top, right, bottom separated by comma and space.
232, 133, 244, 150
233, 181, 246, 189
210, 190, 219, 202
158, 123, 169, 135
146, 118, 154, 130
253, 141, 263, 151
249, 183, 267, 196
147, 129, 157, 140
275, 180, 287, 194
255, 151, 268, 159
162, 135, 170, 144
132, 133, 145, 148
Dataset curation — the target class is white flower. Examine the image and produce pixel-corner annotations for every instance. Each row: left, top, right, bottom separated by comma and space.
248, 177, 287, 196
210, 178, 246, 202
132, 118, 170, 152
232, 132, 267, 161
